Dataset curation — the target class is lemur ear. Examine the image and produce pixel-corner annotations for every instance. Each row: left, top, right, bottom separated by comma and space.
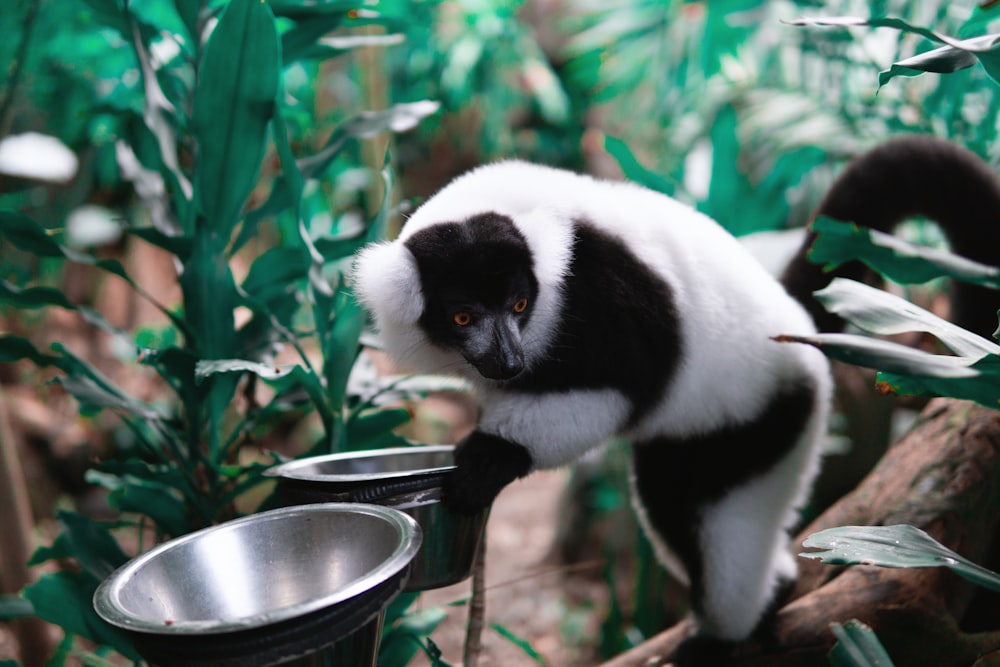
351, 241, 424, 325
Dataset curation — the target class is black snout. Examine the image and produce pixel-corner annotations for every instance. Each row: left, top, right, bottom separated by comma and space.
468, 316, 524, 380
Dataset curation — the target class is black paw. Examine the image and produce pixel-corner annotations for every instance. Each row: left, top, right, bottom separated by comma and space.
673, 635, 736, 667
442, 431, 532, 516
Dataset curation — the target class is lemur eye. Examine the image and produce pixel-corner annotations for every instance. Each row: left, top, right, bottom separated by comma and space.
453, 312, 472, 326
513, 297, 529, 314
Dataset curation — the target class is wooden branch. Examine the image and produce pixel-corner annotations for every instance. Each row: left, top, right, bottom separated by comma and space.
0, 384, 53, 667
602, 399, 1000, 667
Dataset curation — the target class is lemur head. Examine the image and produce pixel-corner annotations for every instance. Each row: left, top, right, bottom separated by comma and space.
400, 213, 538, 380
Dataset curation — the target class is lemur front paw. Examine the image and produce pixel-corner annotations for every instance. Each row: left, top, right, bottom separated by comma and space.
442, 431, 532, 516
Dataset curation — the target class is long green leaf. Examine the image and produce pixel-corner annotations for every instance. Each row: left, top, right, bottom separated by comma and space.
777, 332, 981, 379
814, 279, 1000, 358
192, 0, 279, 236
604, 134, 674, 195
23, 571, 141, 661
56, 511, 130, 579
829, 620, 896, 667
785, 16, 1000, 87
0, 212, 191, 337
0, 595, 34, 621
876, 355, 1000, 410
809, 218, 1000, 290
802, 525, 1000, 593
491, 623, 552, 667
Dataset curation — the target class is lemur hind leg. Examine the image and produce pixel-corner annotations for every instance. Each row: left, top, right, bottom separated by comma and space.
630, 382, 823, 666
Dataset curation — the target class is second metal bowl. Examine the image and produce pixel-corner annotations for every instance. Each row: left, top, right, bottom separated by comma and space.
265, 445, 488, 591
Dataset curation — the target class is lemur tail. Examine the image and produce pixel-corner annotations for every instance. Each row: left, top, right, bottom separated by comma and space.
780, 134, 1000, 339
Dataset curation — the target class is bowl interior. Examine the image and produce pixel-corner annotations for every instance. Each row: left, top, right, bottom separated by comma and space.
97, 505, 417, 632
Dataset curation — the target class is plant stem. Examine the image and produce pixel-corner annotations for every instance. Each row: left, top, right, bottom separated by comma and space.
463, 524, 487, 667
0, 383, 52, 667
0, 0, 42, 137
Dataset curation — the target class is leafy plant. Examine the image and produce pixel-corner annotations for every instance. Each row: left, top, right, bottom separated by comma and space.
1, 0, 439, 663
786, 15, 1000, 89
778, 218, 1000, 409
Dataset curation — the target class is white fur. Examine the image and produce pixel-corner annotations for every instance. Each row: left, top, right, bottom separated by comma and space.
352, 160, 835, 642
477, 387, 632, 469
695, 387, 830, 639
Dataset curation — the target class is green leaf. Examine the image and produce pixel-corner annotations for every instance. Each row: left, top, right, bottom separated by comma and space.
105, 478, 191, 537
0, 335, 64, 368
38, 511, 130, 580
877, 355, 1000, 411
240, 246, 311, 304
269, 0, 365, 20
778, 332, 1000, 408
379, 605, 449, 667
878, 44, 979, 84
196, 358, 299, 382
814, 279, 1000, 359
280, 11, 348, 63
829, 620, 896, 667
0, 595, 34, 621
57, 375, 165, 420
346, 408, 411, 449
192, 0, 280, 236
808, 218, 1000, 290
0, 213, 191, 337
323, 284, 365, 410
785, 16, 1000, 87
0, 211, 85, 259
178, 230, 239, 361
604, 134, 674, 195
128, 226, 193, 260
23, 571, 141, 661
802, 525, 1000, 593
777, 332, 982, 379
491, 623, 551, 667
0, 280, 74, 309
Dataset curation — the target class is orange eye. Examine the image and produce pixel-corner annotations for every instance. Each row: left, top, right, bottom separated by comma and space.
513, 297, 528, 314
453, 312, 472, 326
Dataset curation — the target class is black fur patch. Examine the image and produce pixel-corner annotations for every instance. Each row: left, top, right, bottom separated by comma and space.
405, 212, 539, 349
781, 135, 1000, 338
631, 378, 817, 612
507, 220, 682, 424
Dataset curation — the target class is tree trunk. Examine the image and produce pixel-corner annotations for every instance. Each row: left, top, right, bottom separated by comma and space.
601, 398, 1000, 667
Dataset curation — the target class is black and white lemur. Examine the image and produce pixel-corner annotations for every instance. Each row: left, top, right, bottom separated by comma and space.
352, 135, 1000, 664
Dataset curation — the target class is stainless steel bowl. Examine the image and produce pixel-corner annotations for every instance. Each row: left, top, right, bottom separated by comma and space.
265, 445, 488, 591
93, 503, 421, 667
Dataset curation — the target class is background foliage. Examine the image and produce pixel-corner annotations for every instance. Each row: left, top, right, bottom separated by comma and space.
3, 0, 1000, 665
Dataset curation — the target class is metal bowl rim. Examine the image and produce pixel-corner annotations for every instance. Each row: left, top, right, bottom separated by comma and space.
262, 445, 456, 483
92, 503, 422, 635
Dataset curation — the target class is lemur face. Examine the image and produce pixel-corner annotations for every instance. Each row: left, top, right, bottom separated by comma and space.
403, 212, 538, 380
